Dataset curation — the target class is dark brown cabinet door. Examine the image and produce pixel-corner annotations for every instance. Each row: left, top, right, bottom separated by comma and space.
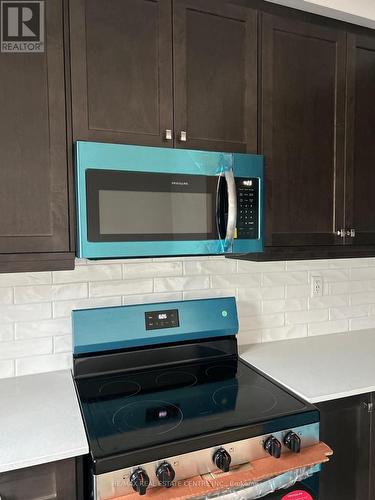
70, 0, 173, 147
0, 458, 76, 500
0, 0, 72, 267
261, 14, 346, 247
345, 34, 375, 246
318, 395, 372, 500
173, 0, 257, 153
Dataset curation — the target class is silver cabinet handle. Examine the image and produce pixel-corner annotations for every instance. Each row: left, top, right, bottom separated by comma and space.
336, 229, 345, 238
346, 228, 356, 238
165, 129, 172, 141
224, 168, 237, 245
179, 131, 187, 142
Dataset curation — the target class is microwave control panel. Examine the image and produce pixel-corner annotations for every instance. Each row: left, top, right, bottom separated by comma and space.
236, 178, 259, 239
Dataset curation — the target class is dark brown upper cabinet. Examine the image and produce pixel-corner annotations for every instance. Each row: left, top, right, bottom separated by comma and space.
261, 13, 347, 249
0, 0, 73, 273
345, 33, 375, 246
70, 0, 174, 147
70, 0, 257, 153
173, 0, 258, 153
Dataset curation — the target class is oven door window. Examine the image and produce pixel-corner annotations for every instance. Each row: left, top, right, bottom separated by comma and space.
86, 169, 220, 242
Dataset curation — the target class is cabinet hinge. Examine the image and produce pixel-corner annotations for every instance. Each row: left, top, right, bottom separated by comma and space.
362, 401, 374, 413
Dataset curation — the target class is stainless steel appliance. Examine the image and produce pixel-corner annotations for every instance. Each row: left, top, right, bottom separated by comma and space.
72, 298, 321, 499
75, 142, 264, 258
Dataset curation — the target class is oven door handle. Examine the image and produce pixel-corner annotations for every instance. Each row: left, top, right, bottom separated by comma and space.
216, 169, 237, 250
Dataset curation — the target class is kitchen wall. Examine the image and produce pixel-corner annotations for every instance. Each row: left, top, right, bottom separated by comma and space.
1, 256, 375, 378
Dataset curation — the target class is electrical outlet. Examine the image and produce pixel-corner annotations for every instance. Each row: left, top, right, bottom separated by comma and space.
311, 276, 323, 297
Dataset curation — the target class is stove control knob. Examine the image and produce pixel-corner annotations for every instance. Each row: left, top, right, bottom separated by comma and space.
156, 462, 175, 488
284, 431, 301, 453
264, 436, 282, 458
213, 447, 232, 472
130, 468, 150, 496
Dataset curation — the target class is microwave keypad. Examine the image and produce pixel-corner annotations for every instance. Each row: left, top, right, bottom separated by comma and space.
236, 178, 259, 239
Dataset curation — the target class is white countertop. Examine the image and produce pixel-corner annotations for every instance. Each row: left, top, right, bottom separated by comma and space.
240, 328, 375, 404
0, 370, 88, 474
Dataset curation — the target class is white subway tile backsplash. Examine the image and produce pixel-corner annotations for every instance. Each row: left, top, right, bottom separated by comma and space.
0, 360, 14, 379
54, 335, 72, 353
123, 261, 183, 279
14, 283, 87, 304
155, 276, 210, 292
0, 256, 373, 378
0, 338, 52, 360
53, 296, 122, 318
183, 288, 235, 300
16, 353, 71, 376
308, 319, 349, 336
237, 286, 285, 302
0, 288, 13, 304
184, 259, 236, 275
263, 271, 308, 287
15, 318, 71, 339
237, 261, 286, 273
350, 316, 375, 330
211, 274, 261, 289
0, 272, 51, 287
0, 324, 14, 341
261, 325, 308, 342
53, 264, 122, 284
122, 292, 183, 305
0, 303, 51, 323
330, 304, 369, 320
308, 295, 348, 310
286, 309, 329, 325
89, 279, 153, 298
262, 298, 307, 314
240, 314, 285, 330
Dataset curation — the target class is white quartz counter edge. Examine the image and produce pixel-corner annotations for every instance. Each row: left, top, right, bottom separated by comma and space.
0, 369, 88, 474
240, 328, 375, 404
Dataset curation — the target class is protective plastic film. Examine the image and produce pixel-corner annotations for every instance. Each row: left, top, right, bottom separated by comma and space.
196, 465, 319, 500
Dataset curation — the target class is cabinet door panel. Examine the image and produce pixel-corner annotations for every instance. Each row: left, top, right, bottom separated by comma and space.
317, 395, 371, 500
261, 14, 346, 247
173, 0, 257, 153
345, 34, 375, 246
70, 0, 173, 146
0, 458, 76, 500
0, 0, 70, 254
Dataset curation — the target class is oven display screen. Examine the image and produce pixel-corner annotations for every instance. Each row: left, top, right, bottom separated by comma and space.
145, 309, 179, 330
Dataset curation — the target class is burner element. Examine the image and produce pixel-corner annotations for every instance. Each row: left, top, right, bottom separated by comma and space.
99, 380, 141, 398
213, 384, 277, 416
113, 400, 184, 436
155, 370, 197, 388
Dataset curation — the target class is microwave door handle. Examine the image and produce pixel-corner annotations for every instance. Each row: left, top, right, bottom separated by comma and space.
225, 169, 237, 244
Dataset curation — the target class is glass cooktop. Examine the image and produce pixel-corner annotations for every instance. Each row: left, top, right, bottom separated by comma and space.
76, 357, 309, 461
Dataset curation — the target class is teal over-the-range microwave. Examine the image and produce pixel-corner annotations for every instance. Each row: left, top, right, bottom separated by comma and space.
75, 141, 264, 259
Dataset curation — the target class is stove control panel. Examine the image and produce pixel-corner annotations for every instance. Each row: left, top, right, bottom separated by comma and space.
95, 422, 319, 499
145, 309, 180, 330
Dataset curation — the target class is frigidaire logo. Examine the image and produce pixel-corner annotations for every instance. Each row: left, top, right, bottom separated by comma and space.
1, 1, 44, 53
171, 181, 189, 186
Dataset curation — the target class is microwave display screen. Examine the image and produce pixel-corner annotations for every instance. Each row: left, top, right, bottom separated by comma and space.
99, 190, 213, 235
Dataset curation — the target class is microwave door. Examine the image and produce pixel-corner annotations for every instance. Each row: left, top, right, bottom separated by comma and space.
85, 169, 224, 256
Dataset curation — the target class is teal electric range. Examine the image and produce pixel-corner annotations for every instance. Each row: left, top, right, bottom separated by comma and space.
75, 141, 264, 258
72, 297, 321, 499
